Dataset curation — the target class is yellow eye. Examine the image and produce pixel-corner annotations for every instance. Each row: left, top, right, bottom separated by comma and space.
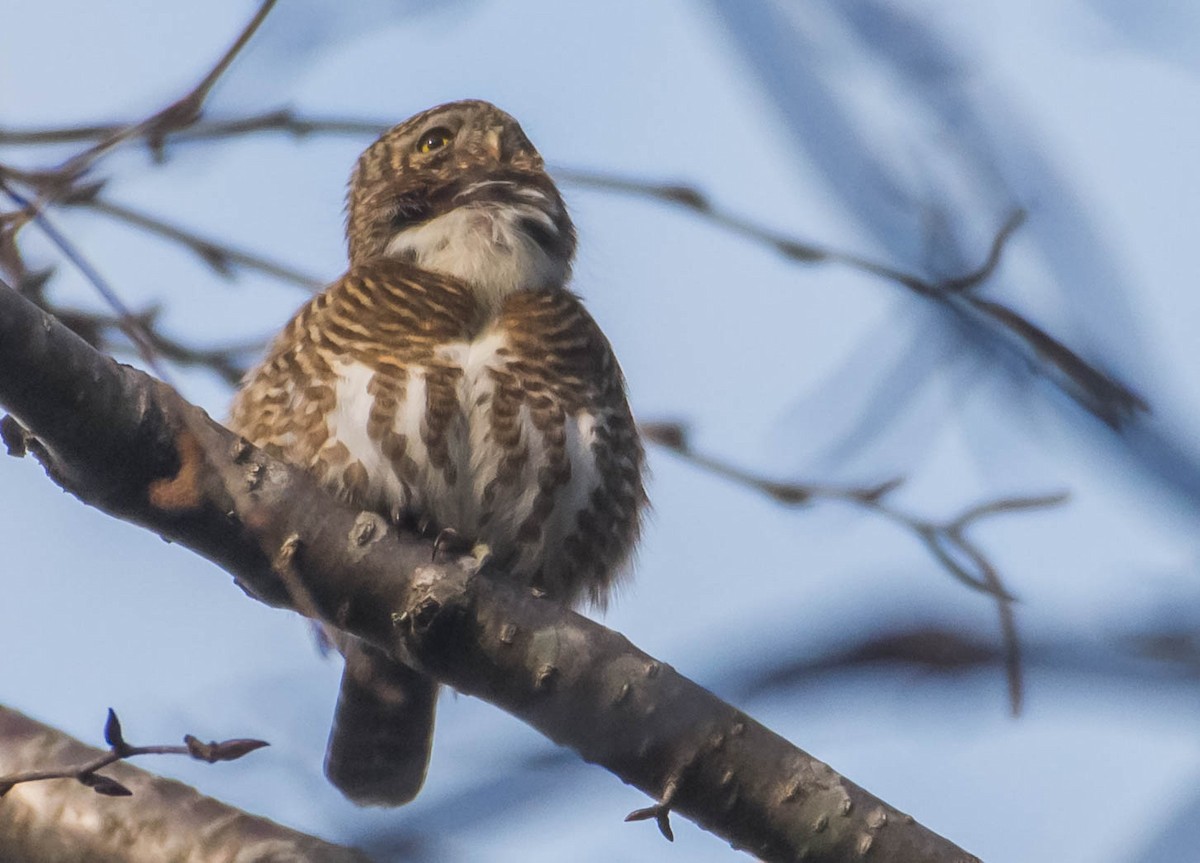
416, 127, 454, 154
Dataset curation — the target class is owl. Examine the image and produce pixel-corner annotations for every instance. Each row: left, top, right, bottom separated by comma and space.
229, 100, 646, 805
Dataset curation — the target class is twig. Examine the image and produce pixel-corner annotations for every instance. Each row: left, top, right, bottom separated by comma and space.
0, 181, 172, 381
52, 0, 277, 183
0, 98, 1147, 427
0, 110, 388, 149
555, 173, 1145, 428
641, 421, 1069, 714
0, 708, 267, 798
0, 1, 282, 382
80, 196, 324, 291
81, 308, 263, 385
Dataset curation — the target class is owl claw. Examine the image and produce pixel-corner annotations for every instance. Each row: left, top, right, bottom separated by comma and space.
470, 542, 492, 570
431, 527, 464, 561
430, 531, 491, 570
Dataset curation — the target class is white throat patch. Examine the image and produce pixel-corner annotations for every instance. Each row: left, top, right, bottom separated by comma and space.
384, 195, 567, 311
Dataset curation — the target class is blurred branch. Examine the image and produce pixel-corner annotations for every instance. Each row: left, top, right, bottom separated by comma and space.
0, 109, 388, 151
0, 279, 980, 863
0, 708, 266, 799
0, 0, 281, 386
1, 179, 171, 380
0, 102, 1146, 426
44, 0, 277, 187
643, 421, 1069, 715
0, 705, 372, 863
562, 173, 1145, 428
81, 196, 325, 290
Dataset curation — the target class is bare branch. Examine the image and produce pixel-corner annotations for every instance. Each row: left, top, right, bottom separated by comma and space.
2, 82, 1145, 428
79, 196, 324, 290
52, 0, 277, 182
641, 420, 1068, 715
0, 279, 979, 863
0, 109, 388, 149
0, 705, 371, 863
553, 172, 1145, 428
0, 180, 171, 380
0, 708, 266, 798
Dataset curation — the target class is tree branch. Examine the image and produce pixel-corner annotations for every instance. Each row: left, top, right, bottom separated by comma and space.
1, 102, 1146, 427
0, 705, 371, 863
0, 285, 980, 861
0, 708, 266, 798
642, 422, 1069, 717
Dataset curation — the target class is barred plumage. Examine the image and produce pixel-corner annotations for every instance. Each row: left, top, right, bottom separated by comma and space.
229, 100, 645, 806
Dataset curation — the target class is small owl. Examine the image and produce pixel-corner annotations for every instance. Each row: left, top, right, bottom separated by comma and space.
229, 100, 646, 805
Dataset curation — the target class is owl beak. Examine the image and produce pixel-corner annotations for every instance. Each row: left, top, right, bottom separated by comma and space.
484, 128, 503, 161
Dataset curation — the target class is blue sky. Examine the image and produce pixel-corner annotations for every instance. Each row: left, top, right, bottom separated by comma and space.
3, 2, 1200, 860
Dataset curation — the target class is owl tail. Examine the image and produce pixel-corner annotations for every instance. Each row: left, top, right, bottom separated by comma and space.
324, 638, 438, 806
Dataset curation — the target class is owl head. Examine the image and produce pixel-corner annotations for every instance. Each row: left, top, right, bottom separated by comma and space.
346, 100, 576, 302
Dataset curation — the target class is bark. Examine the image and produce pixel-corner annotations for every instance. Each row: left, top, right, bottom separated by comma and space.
0, 282, 982, 863
0, 706, 373, 863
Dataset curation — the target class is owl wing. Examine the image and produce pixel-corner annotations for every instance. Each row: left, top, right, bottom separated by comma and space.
228, 259, 478, 490
228, 260, 479, 807
487, 289, 646, 606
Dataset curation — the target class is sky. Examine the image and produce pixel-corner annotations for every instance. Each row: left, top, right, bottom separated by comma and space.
3, 1, 1200, 861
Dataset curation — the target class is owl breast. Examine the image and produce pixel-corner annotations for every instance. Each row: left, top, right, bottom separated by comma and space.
320, 326, 604, 601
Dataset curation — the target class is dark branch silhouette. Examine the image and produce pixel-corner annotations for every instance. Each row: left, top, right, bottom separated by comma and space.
642, 421, 1069, 716
0, 0, 278, 386
1, 105, 1145, 427
81, 195, 325, 291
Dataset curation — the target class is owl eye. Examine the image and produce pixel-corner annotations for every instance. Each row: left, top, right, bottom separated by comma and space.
416, 127, 454, 154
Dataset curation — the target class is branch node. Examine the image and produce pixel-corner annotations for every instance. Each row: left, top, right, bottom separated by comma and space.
534, 664, 559, 692
147, 427, 205, 513
781, 777, 804, 803
625, 775, 678, 841
349, 510, 385, 548
1, 413, 28, 457
231, 436, 252, 463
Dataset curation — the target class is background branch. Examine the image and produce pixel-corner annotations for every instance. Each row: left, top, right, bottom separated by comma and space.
0, 105, 1144, 427
642, 421, 1068, 715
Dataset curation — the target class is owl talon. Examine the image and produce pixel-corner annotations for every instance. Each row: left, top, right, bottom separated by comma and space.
470, 542, 492, 570
431, 527, 465, 561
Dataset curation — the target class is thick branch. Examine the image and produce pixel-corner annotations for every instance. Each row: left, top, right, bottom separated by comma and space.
0, 706, 371, 863
0, 282, 980, 862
